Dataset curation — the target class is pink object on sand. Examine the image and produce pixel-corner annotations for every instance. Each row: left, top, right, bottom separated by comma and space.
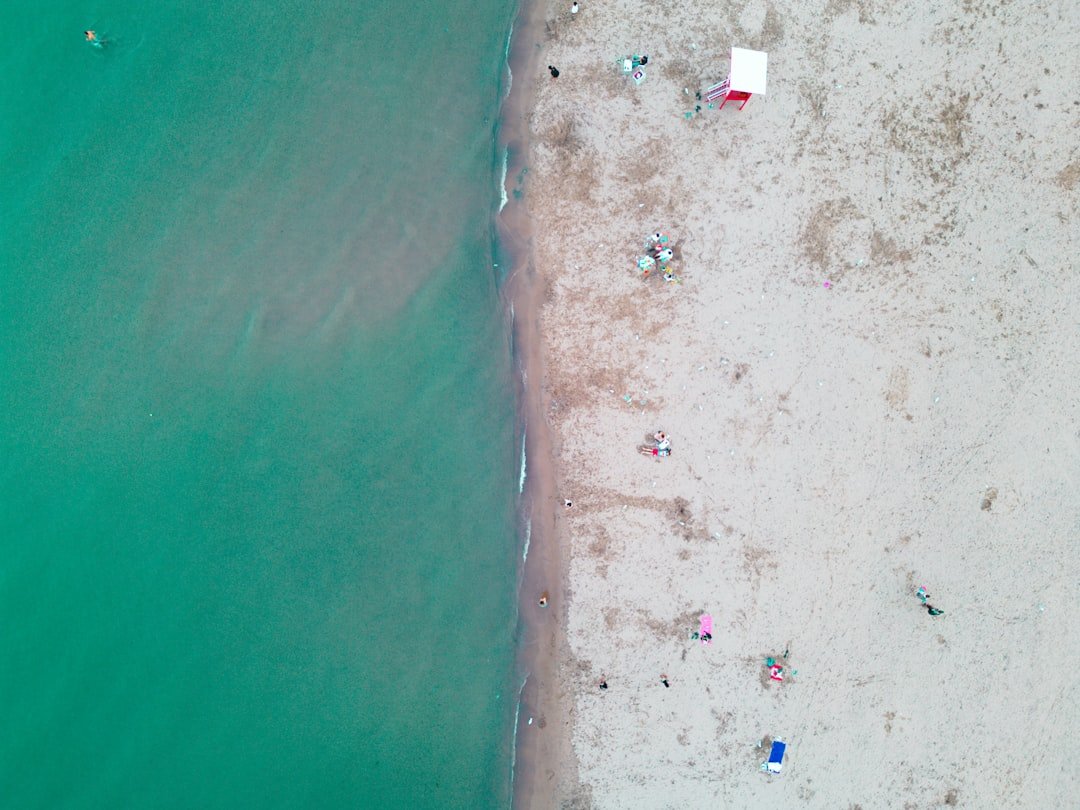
823, 280, 832, 288
699, 613, 713, 645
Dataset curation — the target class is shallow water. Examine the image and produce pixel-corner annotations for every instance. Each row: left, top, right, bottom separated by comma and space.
0, 2, 519, 807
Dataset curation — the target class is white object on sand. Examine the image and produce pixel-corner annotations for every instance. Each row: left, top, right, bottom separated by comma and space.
729, 47, 768, 95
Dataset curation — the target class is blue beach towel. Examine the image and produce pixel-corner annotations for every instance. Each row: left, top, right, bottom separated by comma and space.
767, 740, 786, 773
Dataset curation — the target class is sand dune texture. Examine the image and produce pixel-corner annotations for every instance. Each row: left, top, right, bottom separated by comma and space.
523, 0, 1079, 807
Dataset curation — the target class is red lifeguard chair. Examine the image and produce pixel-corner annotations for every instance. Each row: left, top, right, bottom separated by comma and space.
705, 47, 768, 110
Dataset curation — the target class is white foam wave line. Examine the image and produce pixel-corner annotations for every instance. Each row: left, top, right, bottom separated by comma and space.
509, 674, 528, 787
518, 429, 527, 493
499, 146, 509, 212
504, 23, 514, 97
522, 518, 531, 563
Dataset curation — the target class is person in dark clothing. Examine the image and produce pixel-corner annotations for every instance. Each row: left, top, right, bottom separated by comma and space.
548, 65, 560, 78
926, 604, 944, 616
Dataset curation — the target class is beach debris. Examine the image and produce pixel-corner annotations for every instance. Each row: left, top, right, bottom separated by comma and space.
823, 279, 832, 288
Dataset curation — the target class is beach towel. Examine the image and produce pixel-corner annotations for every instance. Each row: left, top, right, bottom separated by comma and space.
699, 613, 712, 645
766, 739, 786, 773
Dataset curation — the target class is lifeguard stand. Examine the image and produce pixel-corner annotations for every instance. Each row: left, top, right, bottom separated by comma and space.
706, 47, 768, 110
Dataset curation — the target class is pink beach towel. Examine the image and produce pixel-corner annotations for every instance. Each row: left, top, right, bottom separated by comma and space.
699, 613, 712, 645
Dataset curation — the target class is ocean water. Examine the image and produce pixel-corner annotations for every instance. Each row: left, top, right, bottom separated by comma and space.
0, 2, 520, 807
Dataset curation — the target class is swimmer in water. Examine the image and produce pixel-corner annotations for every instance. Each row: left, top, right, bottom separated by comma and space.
84, 30, 104, 48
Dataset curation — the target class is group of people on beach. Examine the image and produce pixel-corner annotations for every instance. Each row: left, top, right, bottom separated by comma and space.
636, 232, 679, 282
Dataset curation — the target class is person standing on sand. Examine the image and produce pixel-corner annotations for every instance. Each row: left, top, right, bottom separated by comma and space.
660, 674, 670, 688
571, 2, 579, 15
548, 65, 560, 78
599, 677, 608, 690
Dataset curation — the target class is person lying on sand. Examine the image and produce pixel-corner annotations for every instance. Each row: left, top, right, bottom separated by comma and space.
639, 433, 671, 457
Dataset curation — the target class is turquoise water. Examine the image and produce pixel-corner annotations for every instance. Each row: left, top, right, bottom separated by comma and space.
0, 2, 520, 807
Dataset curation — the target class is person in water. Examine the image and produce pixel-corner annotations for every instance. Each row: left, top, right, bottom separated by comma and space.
84, 30, 104, 48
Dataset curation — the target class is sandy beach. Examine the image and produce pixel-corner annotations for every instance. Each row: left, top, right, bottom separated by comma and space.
509, 0, 1079, 807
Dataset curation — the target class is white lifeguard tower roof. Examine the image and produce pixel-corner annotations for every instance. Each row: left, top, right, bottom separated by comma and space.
729, 47, 768, 95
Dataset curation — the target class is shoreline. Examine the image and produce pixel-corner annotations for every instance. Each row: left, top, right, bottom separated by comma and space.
496, 1, 577, 808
